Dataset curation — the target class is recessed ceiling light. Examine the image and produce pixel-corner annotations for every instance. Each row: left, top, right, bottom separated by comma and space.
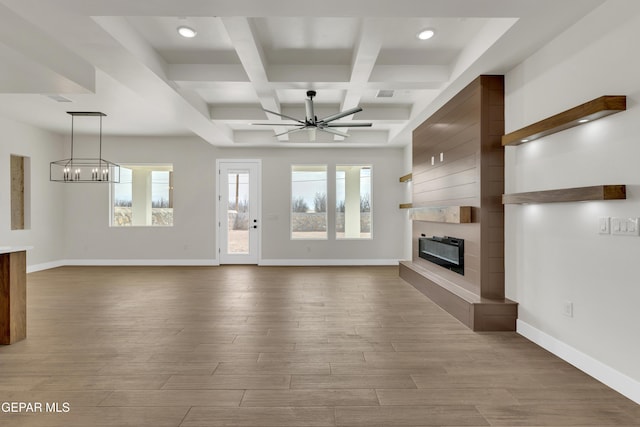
417, 29, 435, 40
177, 26, 197, 38
578, 119, 589, 123
521, 139, 530, 143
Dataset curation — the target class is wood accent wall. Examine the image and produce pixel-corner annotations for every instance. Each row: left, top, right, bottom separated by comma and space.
401, 76, 515, 331
411, 75, 505, 299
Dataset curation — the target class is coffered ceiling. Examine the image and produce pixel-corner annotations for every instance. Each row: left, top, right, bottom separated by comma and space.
0, 0, 604, 147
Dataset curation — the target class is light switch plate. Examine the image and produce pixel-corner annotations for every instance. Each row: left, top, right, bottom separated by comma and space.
599, 217, 610, 234
611, 217, 639, 236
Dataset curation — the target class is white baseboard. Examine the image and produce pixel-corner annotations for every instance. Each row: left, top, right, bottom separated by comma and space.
60, 259, 219, 267
259, 259, 400, 266
27, 260, 66, 273
28, 259, 397, 271
517, 319, 640, 404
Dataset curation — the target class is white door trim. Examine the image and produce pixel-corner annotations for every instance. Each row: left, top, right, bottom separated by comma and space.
216, 159, 262, 265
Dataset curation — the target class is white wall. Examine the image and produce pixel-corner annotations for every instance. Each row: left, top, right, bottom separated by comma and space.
62, 136, 406, 264
220, 146, 405, 264
0, 116, 66, 270
505, 0, 640, 401
63, 136, 216, 263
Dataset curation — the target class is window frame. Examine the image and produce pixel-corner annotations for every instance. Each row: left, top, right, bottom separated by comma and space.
290, 164, 328, 240
109, 163, 174, 228
335, 164, 373, 240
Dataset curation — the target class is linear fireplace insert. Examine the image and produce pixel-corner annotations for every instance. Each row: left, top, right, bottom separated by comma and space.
418, 236, 464, 275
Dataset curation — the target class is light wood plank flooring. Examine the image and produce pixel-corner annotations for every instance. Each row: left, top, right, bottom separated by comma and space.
0, 265, 637, 426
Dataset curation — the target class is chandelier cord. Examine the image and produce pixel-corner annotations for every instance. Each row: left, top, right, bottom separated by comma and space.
70, 115, 74, 167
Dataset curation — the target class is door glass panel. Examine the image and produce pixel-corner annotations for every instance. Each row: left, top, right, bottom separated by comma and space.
227, 171, 250, 254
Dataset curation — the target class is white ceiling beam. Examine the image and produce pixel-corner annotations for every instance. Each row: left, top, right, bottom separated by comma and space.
369, 65, 450, 83
167, 64, 249, 83
90, 16, 233, 144
169, 64, 354, 85
232, 128, 389, 146
221, 17, 289, 141
210, 105, 266, 121
356, 105, 411, 121
335, 18, 383, 140
268, 65, 351, 83
0, 3, 95, 94
341, 19, 381, 111
210, 104, 410, 121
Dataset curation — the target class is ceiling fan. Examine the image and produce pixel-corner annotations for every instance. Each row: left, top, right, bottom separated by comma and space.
251, 90, 372, 140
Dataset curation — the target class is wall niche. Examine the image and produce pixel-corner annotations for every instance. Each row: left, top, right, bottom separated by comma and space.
399, 75, 517, 331
10, 155, 30, 231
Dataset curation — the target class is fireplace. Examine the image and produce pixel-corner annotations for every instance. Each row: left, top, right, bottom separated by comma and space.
419, 236, 464, 275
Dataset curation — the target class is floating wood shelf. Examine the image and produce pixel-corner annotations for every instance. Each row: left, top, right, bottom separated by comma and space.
399, 173, 412, 183
399, 203, 413, 209
503, 185, 626, 204
410, 206, 472, 223
502, 95, 626, 146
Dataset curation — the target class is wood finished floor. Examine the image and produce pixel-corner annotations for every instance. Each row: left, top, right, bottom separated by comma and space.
0, 265, 638, 426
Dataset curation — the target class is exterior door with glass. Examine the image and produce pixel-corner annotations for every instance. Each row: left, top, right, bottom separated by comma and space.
218, 161, 260, 264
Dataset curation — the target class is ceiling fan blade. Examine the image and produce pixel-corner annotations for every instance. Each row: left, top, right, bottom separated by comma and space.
326, 122, 372, 127
318, 106, 363, 123
262, 108, 305, 124
250, 122, 302, 126
319, 127, 350, 138
274, 126, 306, 137
305, 98, 316, 124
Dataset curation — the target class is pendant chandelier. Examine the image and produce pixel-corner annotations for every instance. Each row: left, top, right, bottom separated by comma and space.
50, 112, 120, 183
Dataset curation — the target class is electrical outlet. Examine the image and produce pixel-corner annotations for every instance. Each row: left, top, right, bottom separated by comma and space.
599, 217, 610, 234
563, 301, 573, 318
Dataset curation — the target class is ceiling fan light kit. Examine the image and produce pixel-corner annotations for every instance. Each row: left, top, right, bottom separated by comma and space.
251, 90, 372, 141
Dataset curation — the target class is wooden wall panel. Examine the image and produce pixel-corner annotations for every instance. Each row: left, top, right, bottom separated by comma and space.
413, 118, 480, 159
412, 153, 476, 183
479, 76, 505, 298
413, 120, 480, 164
412, 78, 482, 294
413, 184, 477, 206
413, 169, 477, 200
410, 75, 506, 300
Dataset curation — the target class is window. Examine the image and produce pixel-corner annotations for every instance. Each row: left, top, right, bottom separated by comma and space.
336, 165, 372, 239
291, 165, 327, 239
111, 164, 173, 227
